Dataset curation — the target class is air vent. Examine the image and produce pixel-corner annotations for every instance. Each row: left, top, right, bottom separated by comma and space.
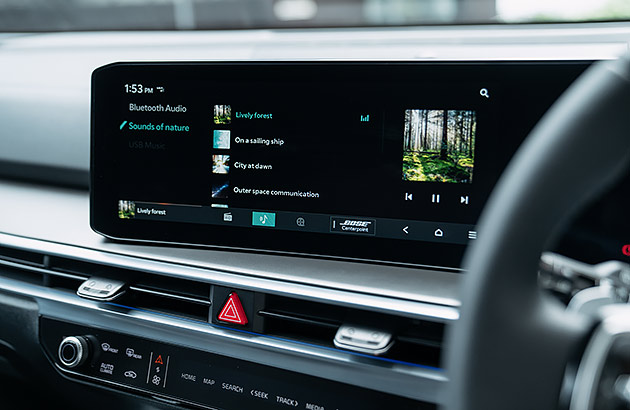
0, 243, 444, 368
0, 256, 46, 286
122, 279, 211, 322
388, 321, 443, 368
45, 272, 86, 291
259, 294, 443, 368
49, 256, 137, 283
0, 246, 86, 292
259, 296, 342, 345
0, 245, 211, 322
0, 245, 45, 267
50, 256, 212, 321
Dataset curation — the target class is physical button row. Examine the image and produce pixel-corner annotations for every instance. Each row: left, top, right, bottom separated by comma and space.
179, 371, 325, 409
99, 342, 144, 360
96, 359, 143, 381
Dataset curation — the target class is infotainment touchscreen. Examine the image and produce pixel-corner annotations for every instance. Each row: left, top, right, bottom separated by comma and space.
91, 62, 588, 268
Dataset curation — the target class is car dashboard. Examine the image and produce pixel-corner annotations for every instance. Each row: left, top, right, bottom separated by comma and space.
1, 23, 630, 410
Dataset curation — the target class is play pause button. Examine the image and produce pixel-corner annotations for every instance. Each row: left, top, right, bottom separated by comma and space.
461, 196, 469, 205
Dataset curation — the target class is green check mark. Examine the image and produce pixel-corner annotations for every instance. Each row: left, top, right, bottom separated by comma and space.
119, 120, 128, 130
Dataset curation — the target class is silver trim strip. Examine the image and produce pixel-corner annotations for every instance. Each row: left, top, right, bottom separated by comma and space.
163, 355, 170, 388
146, 352, 153, 385
97, 229, 464, 273
0, 232, 459, 321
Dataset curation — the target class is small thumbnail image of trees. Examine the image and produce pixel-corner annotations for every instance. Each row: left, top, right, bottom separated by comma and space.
403, 109, 476, 184
214, 105, 231, 125
118, 200, 136, 219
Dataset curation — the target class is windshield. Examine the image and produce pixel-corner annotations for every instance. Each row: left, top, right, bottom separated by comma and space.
0, 0, 628, 31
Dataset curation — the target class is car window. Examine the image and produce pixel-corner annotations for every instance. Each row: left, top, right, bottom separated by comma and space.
0, 0, 628, 31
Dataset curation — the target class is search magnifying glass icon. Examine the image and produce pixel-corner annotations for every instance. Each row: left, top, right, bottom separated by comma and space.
479, 88, 490, 99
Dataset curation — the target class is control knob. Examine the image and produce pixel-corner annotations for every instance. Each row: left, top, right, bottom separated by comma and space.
58, 336, 89, 368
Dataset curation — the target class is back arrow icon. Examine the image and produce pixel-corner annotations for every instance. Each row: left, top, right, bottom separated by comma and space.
402, 226, 409, 235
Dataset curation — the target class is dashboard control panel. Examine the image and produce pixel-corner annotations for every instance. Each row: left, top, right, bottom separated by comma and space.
41, 318, 433, 410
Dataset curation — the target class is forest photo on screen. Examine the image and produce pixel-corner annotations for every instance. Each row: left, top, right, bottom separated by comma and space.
402, 109, 476, 183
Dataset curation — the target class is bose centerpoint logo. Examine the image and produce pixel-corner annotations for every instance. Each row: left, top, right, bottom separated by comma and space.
341, 220, 370, 227
330, 217, 376, 235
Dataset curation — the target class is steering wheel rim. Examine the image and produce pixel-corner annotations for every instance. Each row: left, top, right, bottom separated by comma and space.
445, 55, 630, 410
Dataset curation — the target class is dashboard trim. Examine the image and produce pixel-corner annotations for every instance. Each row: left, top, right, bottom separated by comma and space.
0, 277, 448, 403
0, 232, 460, 320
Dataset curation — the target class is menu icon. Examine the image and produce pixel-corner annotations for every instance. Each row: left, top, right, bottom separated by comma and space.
252, 211, 276, 227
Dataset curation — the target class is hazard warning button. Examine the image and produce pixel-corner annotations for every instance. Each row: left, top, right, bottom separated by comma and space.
217, 292, 248, 325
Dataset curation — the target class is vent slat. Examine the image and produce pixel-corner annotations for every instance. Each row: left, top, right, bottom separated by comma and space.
129, 286, 211, 306
124, 288, 210, 322
396, 335, 442, 349
49, 257, 138, 282
0, 245, 45, 267
0, 263, 45, 285
258, 309, 339, 329
132, 276, 209, 301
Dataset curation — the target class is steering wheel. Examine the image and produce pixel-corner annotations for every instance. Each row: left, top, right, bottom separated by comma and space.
445, 55, 630, 410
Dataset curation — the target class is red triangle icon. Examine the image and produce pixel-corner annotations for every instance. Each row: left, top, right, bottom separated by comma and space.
217, 292, 248, 325
155, 355, 163, 365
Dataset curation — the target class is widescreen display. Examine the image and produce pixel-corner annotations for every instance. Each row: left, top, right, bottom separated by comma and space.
91, 62, 588, 267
